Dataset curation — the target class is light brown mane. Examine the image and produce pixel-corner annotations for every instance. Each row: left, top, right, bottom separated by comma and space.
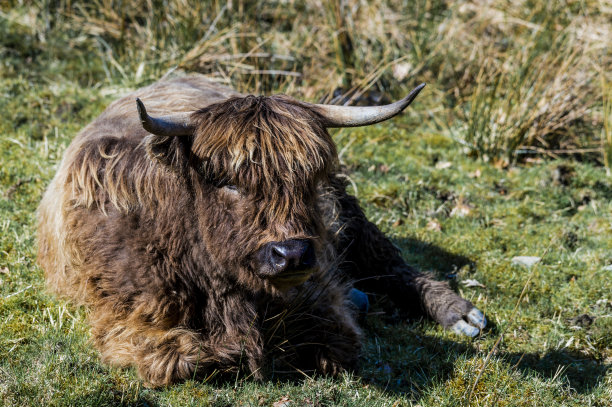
190, 95, 337, 224
64, 135, 185, 215
191, 95, 336, 187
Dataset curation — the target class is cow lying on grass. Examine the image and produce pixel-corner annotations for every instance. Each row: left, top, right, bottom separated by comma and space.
37, 74, 486, 387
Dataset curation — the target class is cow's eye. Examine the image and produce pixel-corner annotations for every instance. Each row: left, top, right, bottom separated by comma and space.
223, 185, 239, 194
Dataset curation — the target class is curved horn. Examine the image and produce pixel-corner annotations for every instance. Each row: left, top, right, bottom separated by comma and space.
136, 98, 195, 137
312, 83, 426, 128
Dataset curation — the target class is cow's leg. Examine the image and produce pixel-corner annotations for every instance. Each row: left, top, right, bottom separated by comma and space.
330, 177, 486, 336
306, 291, 362, 375
264, 280, 361, 376
89, 301, 263, 387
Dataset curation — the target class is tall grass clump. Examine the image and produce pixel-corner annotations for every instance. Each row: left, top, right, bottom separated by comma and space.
460, 34, 593, 165
439, 0, 609, 165
2, 0, 609, 164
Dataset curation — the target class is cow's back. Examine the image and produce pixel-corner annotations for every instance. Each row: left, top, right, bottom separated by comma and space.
81, 75, 241, 143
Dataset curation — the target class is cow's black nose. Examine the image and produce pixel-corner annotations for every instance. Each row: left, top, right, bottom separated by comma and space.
267, 239, 316, 275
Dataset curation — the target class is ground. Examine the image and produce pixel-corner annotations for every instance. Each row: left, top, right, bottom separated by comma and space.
0, 1, 611, 406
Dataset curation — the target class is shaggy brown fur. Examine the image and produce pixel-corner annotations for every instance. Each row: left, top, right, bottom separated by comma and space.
38, 74, 482, 387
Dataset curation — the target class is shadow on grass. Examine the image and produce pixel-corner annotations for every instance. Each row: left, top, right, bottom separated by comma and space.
356, 238, 609, 398
395, 236, 474, 280
359, 328, 610, 399
65, 393, 158, 407
507, 348, 611, 394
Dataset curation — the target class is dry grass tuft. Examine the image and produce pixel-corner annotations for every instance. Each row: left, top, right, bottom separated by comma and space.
2, 0, 610, 161
437, 0, 609, 164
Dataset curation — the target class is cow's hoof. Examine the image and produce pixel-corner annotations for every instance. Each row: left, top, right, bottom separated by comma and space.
467, 308, 487, 329
451, 308, 487, 337
317, 354, 345, 377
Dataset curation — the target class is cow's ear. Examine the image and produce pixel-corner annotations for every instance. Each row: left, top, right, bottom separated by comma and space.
136, 99, 195, 170
144, 134, 191, 171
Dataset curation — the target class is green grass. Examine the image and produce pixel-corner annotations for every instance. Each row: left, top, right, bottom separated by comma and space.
1, 1, 611, 406
602, 74, 612, 175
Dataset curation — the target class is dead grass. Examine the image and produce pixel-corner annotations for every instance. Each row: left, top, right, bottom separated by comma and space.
4, 0, 608, 165
432, 1, 606, 163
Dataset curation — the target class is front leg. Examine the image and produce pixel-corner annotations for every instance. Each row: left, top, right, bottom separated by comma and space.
89, 298, 264, 387
262, 278, 362, 376
307, 287, 362, 375
402, 269, 487, 336
330, 177, 486, 336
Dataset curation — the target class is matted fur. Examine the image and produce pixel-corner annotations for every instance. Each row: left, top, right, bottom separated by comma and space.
38, 74, 482, 387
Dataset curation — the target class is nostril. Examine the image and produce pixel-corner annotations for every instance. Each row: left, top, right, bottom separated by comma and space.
265, 239, 316, 275
272, 245, 286, 259
301, 244, 315, 267
270, 245, 287, 270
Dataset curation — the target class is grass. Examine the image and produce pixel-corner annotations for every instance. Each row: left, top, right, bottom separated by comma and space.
442, 0, 607, 164
1, 0, 611, 406
602, 73, 612, 175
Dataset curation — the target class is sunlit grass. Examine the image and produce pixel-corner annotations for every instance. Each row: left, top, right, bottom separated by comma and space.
602, 72, 612, 175
1, 1, 611, 406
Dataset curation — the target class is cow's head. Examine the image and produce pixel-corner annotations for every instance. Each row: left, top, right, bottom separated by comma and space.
136, 84, 424, 292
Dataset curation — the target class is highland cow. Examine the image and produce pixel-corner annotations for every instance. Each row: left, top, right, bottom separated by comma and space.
37, 74, 486, 387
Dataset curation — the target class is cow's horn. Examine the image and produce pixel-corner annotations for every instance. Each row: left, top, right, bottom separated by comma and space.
312, 83, 426, 128
136, 98, 195, 137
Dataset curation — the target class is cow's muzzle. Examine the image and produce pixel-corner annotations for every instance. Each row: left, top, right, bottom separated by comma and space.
257, 239, 316, 288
